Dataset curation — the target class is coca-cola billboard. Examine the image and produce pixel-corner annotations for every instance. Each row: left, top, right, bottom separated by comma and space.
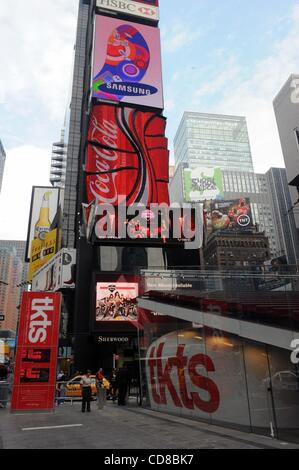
86, 104, 169, 206
11, 292, 61, 411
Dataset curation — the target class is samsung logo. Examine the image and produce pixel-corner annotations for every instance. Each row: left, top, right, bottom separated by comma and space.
99, 82, 158, 97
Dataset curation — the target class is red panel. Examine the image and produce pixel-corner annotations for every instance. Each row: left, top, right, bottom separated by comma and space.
11, 293, 61, 412
86, 104, 169, 207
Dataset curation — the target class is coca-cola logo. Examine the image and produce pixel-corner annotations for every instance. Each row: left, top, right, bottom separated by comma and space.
28, 298, 54, 344
147, 342, 220, 413
88, 116, 119, 204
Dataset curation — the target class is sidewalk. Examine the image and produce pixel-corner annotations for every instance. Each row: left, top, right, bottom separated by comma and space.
0, 401, 298, 449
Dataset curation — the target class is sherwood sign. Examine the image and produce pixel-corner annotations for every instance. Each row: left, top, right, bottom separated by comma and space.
96, 0, 159, 22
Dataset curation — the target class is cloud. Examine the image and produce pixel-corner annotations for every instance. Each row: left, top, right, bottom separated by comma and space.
0, 0, 78, 121
0, 145, 51, 240
191, 4, 299, 173
161, 20, 203, 53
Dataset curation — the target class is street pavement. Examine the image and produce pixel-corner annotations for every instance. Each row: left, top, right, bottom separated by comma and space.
0, 400, 298, 450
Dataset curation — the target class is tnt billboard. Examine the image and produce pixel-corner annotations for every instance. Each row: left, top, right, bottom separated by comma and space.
11, 292, 61, 412
92, 15, 164, 109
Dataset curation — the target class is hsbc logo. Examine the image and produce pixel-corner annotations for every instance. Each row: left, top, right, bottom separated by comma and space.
28, 297, 54, 344
138, 6, 155, 16
96, 0, 159, 21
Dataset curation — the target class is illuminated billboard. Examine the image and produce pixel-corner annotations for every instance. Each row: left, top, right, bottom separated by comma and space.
210, 198, 253, 232
11, 292, 61, 411
96, 283, 138, 322
96, 0, 159, 23
28, 229, 58, 282
86, 104, 169, 206
25, 187, 60, 262
92, 16, 163, 109
183, 167, 224, 202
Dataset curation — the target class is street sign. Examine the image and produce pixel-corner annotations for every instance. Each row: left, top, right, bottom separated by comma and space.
0, 315, 5, 321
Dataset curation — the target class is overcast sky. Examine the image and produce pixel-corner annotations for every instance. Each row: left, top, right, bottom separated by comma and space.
0, 0, 298, 241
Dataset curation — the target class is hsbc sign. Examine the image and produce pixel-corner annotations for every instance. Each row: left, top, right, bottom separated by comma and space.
96, 0, 159, 22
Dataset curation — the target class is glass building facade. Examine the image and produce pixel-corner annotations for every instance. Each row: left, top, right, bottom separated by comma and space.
138, 268, 299, 444
174, 112, 254, 173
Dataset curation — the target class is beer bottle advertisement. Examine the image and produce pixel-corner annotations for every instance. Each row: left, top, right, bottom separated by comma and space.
34, 191, 52, 241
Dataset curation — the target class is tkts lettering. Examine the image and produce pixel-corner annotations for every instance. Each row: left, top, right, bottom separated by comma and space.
148, 342, 220, 413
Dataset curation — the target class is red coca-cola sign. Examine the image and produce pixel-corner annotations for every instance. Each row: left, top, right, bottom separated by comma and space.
11, 292, 61, 411
86, 104, 169, 206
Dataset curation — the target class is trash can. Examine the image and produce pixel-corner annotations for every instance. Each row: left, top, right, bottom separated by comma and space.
0, 381, 9, 409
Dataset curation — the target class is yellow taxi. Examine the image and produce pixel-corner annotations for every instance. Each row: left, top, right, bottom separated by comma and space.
64, 375, 97, 398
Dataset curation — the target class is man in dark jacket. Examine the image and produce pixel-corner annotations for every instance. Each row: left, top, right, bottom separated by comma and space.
115, 366, 130, 406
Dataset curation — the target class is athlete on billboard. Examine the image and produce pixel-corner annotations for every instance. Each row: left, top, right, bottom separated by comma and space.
93, 24, 150, 101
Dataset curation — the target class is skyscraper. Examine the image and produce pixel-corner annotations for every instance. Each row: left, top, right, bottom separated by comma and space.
174, 112, 254, 173
273, 74, 299, 231
0, 246, 23, 333
0, 139, 6, 193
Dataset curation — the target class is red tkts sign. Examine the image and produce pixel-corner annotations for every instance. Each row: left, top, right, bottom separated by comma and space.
11, 292, 61, 412
86, 104, 169, 206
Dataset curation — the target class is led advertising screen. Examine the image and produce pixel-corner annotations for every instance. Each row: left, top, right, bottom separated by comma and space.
96, 0, 159, 23
92, 16, 163, 109
210, 198, 253, 232
86, 104, 169, 206
96, 283, 138, 322
11, 292, 61, 411
183, 167, 224, 202
25, 187, 60, 262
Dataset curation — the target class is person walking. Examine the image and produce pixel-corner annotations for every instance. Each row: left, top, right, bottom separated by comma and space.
116, 365, 130, 406
95, 368, 105, 410
80, 370, 93, 413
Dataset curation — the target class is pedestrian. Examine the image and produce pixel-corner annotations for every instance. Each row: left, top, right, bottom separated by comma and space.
80, 370, 93, 413
115, 365, 130, 406
95, 368, 105, 410
110, 368, 118, 403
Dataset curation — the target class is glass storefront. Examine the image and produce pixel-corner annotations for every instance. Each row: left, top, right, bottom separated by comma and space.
138, 267, 299, 443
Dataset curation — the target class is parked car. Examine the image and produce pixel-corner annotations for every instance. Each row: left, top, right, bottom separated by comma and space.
64, 375, 97, 398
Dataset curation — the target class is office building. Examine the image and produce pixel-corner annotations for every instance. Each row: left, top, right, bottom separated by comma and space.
174, 112, 254, 173
0, 140, 6, 194
0, 246, 23, 332
273, 74, 299, 230
170, 165, 299, 263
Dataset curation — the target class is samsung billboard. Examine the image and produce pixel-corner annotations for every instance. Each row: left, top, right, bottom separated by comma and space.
92, 15, 163, 109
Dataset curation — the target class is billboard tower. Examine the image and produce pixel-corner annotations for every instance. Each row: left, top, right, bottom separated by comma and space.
71, 0, 188, 372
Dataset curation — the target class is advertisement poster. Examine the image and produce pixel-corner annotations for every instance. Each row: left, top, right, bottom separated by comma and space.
210, 198, 253, 232
32, 249, 76, 292
96, 283, 138, 322
28, 229, 57, 282
92, 16, 163, 109
183, 167, 224, 202
25, 187, 60, 261
11, 292, 61, 412
86, 104, 169, 206
96, 0, 159, 22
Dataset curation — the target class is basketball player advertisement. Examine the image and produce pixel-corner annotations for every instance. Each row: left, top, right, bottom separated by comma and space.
92, 16, 164, 109
96, 282, 138, 322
